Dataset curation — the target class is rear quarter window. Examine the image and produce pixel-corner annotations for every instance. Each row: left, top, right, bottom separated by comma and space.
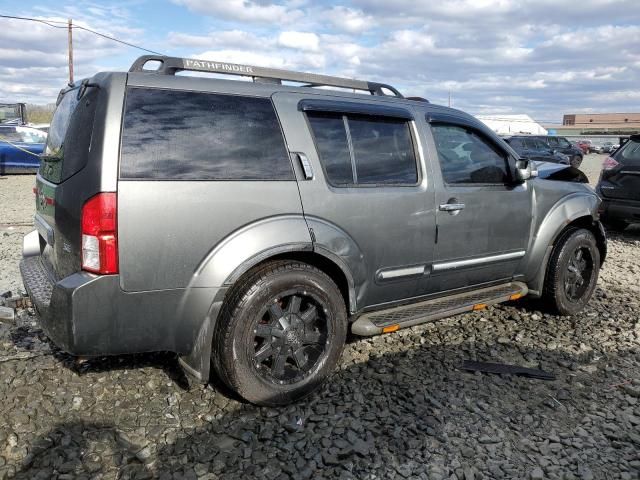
120, 88, 293, 180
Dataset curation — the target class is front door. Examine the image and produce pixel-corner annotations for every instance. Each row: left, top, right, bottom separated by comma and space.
272, 93, 436, 310
424, 120, 533, 293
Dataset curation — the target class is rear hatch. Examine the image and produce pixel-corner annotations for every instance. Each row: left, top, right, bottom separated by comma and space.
35, 83, 101, 280
599, 136, 640, 202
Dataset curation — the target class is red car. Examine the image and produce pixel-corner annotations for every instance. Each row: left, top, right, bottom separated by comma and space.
574, 140, 591, 154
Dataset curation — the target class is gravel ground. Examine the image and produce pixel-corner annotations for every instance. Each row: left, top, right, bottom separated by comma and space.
0, 167, 639, 480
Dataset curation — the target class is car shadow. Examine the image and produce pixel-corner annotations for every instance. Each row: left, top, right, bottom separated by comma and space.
14, 335, 639, 479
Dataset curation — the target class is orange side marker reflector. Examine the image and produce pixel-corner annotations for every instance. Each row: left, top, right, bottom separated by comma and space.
509, 293, 523, 301
473, 303, 487, 311
382, 324, 400, 333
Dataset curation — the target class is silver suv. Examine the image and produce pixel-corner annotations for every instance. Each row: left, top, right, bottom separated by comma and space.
21, 56, 606, 405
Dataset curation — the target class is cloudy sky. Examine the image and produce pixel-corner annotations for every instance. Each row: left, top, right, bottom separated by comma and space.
1, 0, 639, 123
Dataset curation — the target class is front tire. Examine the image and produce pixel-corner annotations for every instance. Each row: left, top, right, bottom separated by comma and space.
212, 260, 347, 406
543, 228, 600, 315
570, 155, 582, 168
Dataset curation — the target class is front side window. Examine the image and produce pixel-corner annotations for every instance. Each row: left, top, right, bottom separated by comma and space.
307, 111, 418, 186
431, 124, 510, 184
120, 88, 293, 180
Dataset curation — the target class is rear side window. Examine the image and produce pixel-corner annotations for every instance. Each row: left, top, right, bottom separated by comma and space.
307, 112, 418, 186
120, 88, 293, 180
618, 140, 640, 165
506, 138, 524, 150
431, 124, 510, 184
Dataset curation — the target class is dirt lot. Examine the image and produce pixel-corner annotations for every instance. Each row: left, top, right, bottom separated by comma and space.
0, 158, 639, 480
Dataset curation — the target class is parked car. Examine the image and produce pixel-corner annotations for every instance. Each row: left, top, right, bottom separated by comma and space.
21, 56, 607, 406
596, 142, 615, 154
596, 135, 640, 230
0, 125, 46, 173
575, 140, 591, 155
503, 136, 571, 164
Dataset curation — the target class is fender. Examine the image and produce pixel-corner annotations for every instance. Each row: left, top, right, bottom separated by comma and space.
177, 215, 366, 382
522, 191, 600, 296
176, 214, 311, 381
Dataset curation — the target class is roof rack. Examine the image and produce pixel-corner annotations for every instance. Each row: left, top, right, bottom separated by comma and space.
129, 55, 403, 98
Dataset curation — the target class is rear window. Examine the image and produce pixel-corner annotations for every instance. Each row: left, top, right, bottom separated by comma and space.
618, 139, 640, 165
120, 88, 293, 180
41, 86, 98, 184
307, 112, 418, 186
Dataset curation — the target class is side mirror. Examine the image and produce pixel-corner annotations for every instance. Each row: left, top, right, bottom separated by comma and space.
515, 158, 537, 182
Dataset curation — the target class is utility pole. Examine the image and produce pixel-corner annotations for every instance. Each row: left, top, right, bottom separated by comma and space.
448, 90, 452, 107
67, 18, 74, 85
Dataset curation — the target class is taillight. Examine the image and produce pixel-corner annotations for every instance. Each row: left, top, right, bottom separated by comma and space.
602, 157, 619, 171
81, 192, 118, 274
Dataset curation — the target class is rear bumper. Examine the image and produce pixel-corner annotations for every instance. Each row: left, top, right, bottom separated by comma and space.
599, 196, 640, 224
20, 254, 219, 357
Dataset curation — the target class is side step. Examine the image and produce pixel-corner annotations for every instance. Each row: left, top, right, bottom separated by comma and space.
351, 282, 527, 336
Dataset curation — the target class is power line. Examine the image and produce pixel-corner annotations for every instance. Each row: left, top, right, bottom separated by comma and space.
0, 13, 164, 55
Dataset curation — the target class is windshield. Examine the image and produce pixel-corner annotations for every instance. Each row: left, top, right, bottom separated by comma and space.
16, 126, 47, 144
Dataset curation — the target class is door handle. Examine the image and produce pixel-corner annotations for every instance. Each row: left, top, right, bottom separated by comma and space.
439, 202, 465, 212
294, 152, 314, 180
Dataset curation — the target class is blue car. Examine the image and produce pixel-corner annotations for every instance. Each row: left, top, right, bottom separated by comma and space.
0, 125, 46, 173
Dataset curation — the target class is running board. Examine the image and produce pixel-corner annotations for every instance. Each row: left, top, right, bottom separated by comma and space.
351, 282, 528, 336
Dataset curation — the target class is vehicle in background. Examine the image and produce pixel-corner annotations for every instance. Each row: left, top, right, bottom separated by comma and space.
596, 135, 640, 231
0, 103, 27, 125
540, 136, 583, 167
0, 125, 46, 173
596, 142, 615, 154
575, 140, 591, 155
29, 123, 50, 134
503, 136, 571, 165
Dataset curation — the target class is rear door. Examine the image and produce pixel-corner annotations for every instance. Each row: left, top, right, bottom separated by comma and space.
600, 138, 640, 201
427, 117, 532, 292
272, 93, 436, 309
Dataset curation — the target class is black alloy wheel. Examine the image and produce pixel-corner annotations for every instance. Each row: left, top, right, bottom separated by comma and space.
563, 246, 594, 302
252, 291, 329, 385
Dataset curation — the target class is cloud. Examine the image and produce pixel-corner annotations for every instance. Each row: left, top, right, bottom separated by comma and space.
2, 0, 639, 122
327, 6, 375, 33
171, 0, 303, 24
278, 31, 320, 52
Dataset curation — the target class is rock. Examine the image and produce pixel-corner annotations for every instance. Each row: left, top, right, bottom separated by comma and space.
530, 466, 545, 479
0, 306, 14, 322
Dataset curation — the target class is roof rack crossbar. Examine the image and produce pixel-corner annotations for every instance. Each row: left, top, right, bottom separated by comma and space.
129, 55, 403, 98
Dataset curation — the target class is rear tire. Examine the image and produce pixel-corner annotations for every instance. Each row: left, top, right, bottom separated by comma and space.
543, 228, 600, 316
212, 260, 347, 406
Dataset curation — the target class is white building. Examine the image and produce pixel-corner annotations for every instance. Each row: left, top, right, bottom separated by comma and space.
476, 114, 547, 136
